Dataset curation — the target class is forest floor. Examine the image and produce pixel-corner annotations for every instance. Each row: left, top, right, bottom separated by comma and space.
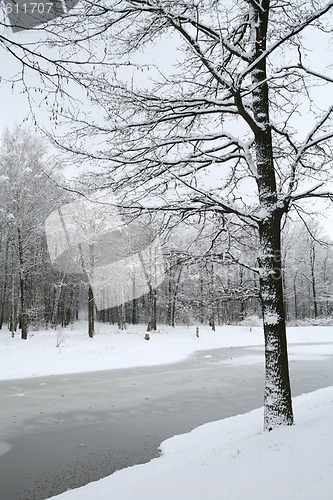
1, 322, 333, 499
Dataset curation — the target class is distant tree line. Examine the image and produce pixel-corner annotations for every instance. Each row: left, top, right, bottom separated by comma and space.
0, 129, 332, 339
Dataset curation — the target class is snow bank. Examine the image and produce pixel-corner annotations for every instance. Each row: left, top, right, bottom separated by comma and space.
47, 386, 333, 500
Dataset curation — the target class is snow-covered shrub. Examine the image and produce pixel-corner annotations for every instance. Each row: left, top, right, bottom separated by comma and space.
238, 315, 262, 329
287, 316, 333, 327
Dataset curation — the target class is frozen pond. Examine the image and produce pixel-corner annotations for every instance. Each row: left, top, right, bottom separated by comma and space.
0, 344, 333, 500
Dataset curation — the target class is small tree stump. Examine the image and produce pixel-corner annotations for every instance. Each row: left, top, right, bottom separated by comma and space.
145, 333, 150, 341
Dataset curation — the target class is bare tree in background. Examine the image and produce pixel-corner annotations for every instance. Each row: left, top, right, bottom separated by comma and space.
0, 127, 63, 338
52, 1, 333, 431
282, 220, 333, 320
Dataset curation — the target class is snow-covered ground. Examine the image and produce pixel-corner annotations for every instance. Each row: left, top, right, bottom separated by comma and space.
0, 321, 333, 381
1, 322, 332, 499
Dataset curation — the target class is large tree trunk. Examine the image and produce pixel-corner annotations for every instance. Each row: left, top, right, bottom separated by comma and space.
251, 0, 294, 430
258, 215, 294, 430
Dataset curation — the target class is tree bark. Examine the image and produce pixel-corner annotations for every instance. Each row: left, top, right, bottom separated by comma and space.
147, 284, 157, 332
171, 267, 182, 328
0, 237, 9, 330
117, 303, 126, 330
9, 269, 17, 337
18, 228, 28, 340
293, 277, 298, 320
250, 0, 294, 429
310, 244, 318, 318
258, 215, 294, 430
88, 284, 94, 338
210, 262, 216, 331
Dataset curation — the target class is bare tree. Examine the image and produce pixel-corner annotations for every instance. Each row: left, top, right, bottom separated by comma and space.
2, 1, 332, 429
0, 127, 64, 338
283, 219, 333, 320
54, 1, 333, 431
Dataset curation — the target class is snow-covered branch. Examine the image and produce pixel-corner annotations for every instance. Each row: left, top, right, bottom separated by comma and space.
238, 0, 333, 84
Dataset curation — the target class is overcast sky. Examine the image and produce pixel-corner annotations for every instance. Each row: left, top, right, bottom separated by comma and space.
1, 5, 333, 238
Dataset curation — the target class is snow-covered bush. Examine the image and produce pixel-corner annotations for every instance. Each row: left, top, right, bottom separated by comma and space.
238, 315, 262, 330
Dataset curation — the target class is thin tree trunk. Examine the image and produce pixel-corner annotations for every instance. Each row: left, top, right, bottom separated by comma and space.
293, 278, 298, 320
210, 262, 216, 331
131, 296, 137, 324
147, 284, 157, 332
171, 267, 182, 328
310, 245, 318, 318
167, 262, 173, 326
131, 277, 137, 324
9, 269, 17, 337
52, 280, 64, 328
17, 228, 28, 340
0, 237, 10, 330
117, 304, 126, 330
88, 284, 94, 338
239, 267, 245, 321
199, 269, 205, 324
